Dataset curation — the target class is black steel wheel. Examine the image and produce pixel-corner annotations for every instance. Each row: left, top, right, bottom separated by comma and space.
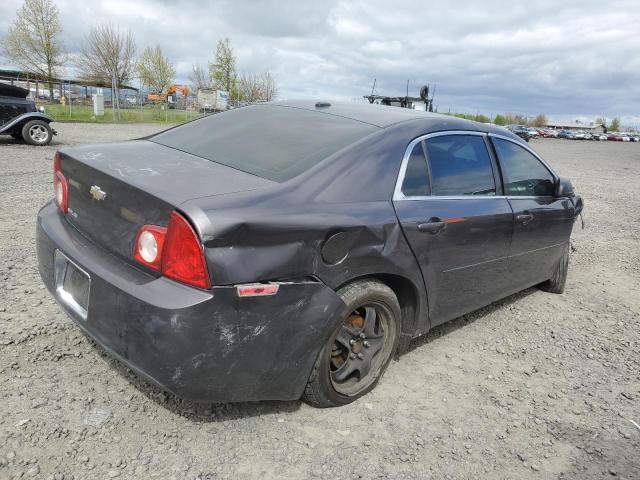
303, 279, 400, 407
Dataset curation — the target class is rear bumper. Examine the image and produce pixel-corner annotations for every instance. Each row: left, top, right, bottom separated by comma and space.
36, 201, 345, 402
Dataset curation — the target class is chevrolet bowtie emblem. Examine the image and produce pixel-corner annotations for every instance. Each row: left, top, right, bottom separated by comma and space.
89, 185, 107, 201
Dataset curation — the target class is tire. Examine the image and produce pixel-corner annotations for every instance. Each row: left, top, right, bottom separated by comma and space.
539, 242, 569, 294
303, 279, 401, 408
21, 120, 52, 146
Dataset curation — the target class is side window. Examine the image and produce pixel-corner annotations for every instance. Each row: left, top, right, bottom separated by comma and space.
493, 138, 555, 196
424, 135, 496, 196
401, 142, 430, 196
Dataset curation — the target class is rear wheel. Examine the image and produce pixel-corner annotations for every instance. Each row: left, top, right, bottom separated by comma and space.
539, 242, 569, 293
22, 120, 52, 146
303, 280, 400, 408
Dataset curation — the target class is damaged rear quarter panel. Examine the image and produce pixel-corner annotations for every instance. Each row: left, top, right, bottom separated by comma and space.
182, 124, 432, 336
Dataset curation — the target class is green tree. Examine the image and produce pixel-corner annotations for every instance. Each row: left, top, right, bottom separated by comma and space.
137, 46, 175, 95
209, 38, 236, 94
493, 114, 506, 125
3, 0, 65, 99
475, 114, 490, 123
609, 117, 621, 132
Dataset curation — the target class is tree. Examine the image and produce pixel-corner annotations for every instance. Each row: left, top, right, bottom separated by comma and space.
493, 114, 506, 125
137, 46, 175, 95
609, 117, 620, 132
475, 114, 490, 123
595, 117, 607, 126
76, 23, 135, 119
531, 114, 547, 128
3, 0, 65, 99
238, 71, 278, 103
188, 63, 213, 92
209, 38, 236, 93
76, 23, 136, 88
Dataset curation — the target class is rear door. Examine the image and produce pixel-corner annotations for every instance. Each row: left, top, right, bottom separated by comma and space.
393, 132, 514, 326
490, 135, 575, 289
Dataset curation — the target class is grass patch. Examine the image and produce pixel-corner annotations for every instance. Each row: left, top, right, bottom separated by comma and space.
38, 103, 204, 124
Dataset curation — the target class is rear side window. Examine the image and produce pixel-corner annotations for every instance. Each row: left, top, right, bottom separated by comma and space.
424, 135, 496, 196
493, 138, 555, 196
150, 105, 378, 182
401, 142, 430, 196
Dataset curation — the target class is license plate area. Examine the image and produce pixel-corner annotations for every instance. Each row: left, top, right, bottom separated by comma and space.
54, 250, 90, 320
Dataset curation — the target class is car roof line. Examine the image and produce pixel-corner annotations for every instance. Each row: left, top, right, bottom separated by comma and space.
267, 103, 384, 128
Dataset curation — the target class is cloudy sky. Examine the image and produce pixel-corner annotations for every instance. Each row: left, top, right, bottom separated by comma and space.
2, 0, 639, 124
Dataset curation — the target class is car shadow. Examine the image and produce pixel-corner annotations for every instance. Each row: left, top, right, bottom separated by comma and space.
87, 337, 303, 422
85, 286, 540, 422
403, 287, 538, 355
0, 136, 63, 146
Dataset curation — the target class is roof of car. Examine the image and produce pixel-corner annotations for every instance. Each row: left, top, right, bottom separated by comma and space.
265, 101, 519, 142
269, 100, 443, 128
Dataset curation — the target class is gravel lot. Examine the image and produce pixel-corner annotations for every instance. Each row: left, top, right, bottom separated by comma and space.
1, 123, 639, 480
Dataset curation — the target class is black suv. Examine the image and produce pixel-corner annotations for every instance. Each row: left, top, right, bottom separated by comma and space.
0, 83, 56, 145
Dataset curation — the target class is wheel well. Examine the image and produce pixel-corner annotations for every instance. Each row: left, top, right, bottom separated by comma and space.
338, 273, 421, 340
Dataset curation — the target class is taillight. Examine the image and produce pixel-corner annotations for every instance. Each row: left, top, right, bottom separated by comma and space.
133, 211, 211, 289
133, 225, 167, 271
162, 211, 211, 289
53, 152, 68, 214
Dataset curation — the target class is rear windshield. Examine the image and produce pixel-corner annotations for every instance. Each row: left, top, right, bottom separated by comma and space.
150, 104, 378, 182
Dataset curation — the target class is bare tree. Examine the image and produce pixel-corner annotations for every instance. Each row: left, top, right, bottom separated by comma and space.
188, 63, 213, 92
259, 71, 277, 102
76, 23, 135, 119
3, 0, 65, 99
531, 114, 547, 128
137, 46, 175, 95
238, 71, 278, 103
209, 38, 236, 93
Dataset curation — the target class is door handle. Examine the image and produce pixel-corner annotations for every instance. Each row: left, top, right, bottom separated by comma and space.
418, 220, 447, 234
516, 213, 534, 225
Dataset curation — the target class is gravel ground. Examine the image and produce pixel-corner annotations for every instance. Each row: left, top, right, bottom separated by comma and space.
1, 123, 639, 480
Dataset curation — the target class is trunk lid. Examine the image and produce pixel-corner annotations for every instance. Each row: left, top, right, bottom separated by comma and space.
60, 140, 273, 263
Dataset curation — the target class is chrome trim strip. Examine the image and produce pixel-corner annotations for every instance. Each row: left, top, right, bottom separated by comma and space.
54, 250, 90, 320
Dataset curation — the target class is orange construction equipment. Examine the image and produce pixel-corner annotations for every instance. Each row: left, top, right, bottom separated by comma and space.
148, 85, 190, 107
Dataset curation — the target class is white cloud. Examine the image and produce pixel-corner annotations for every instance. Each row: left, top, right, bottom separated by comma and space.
1, 0, 639, 122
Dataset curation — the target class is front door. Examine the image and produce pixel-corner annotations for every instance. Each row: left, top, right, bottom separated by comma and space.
393, 133, 514, 326
490, 136, 576, 289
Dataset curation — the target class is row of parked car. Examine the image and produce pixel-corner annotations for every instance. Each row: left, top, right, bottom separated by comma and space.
506, 125, 640, 142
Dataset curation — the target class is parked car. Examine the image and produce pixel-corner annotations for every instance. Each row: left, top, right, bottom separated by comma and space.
572, 131, 588, 140
557, 130, 577, 139
507, 124, 532, 142
541, 129, 558, 138
608, 133, 625, 141
592, 133, 608, 141
36, 101, 583, 407
0, 83, 56, 145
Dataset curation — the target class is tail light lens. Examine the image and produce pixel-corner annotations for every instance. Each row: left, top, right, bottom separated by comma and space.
133, 225, 167, 271
162, 211, 211, 289
53, 152, 68, 214
133, 211, 211, 289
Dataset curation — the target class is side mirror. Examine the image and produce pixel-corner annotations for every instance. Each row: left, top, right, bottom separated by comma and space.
555, 176, 574, 197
